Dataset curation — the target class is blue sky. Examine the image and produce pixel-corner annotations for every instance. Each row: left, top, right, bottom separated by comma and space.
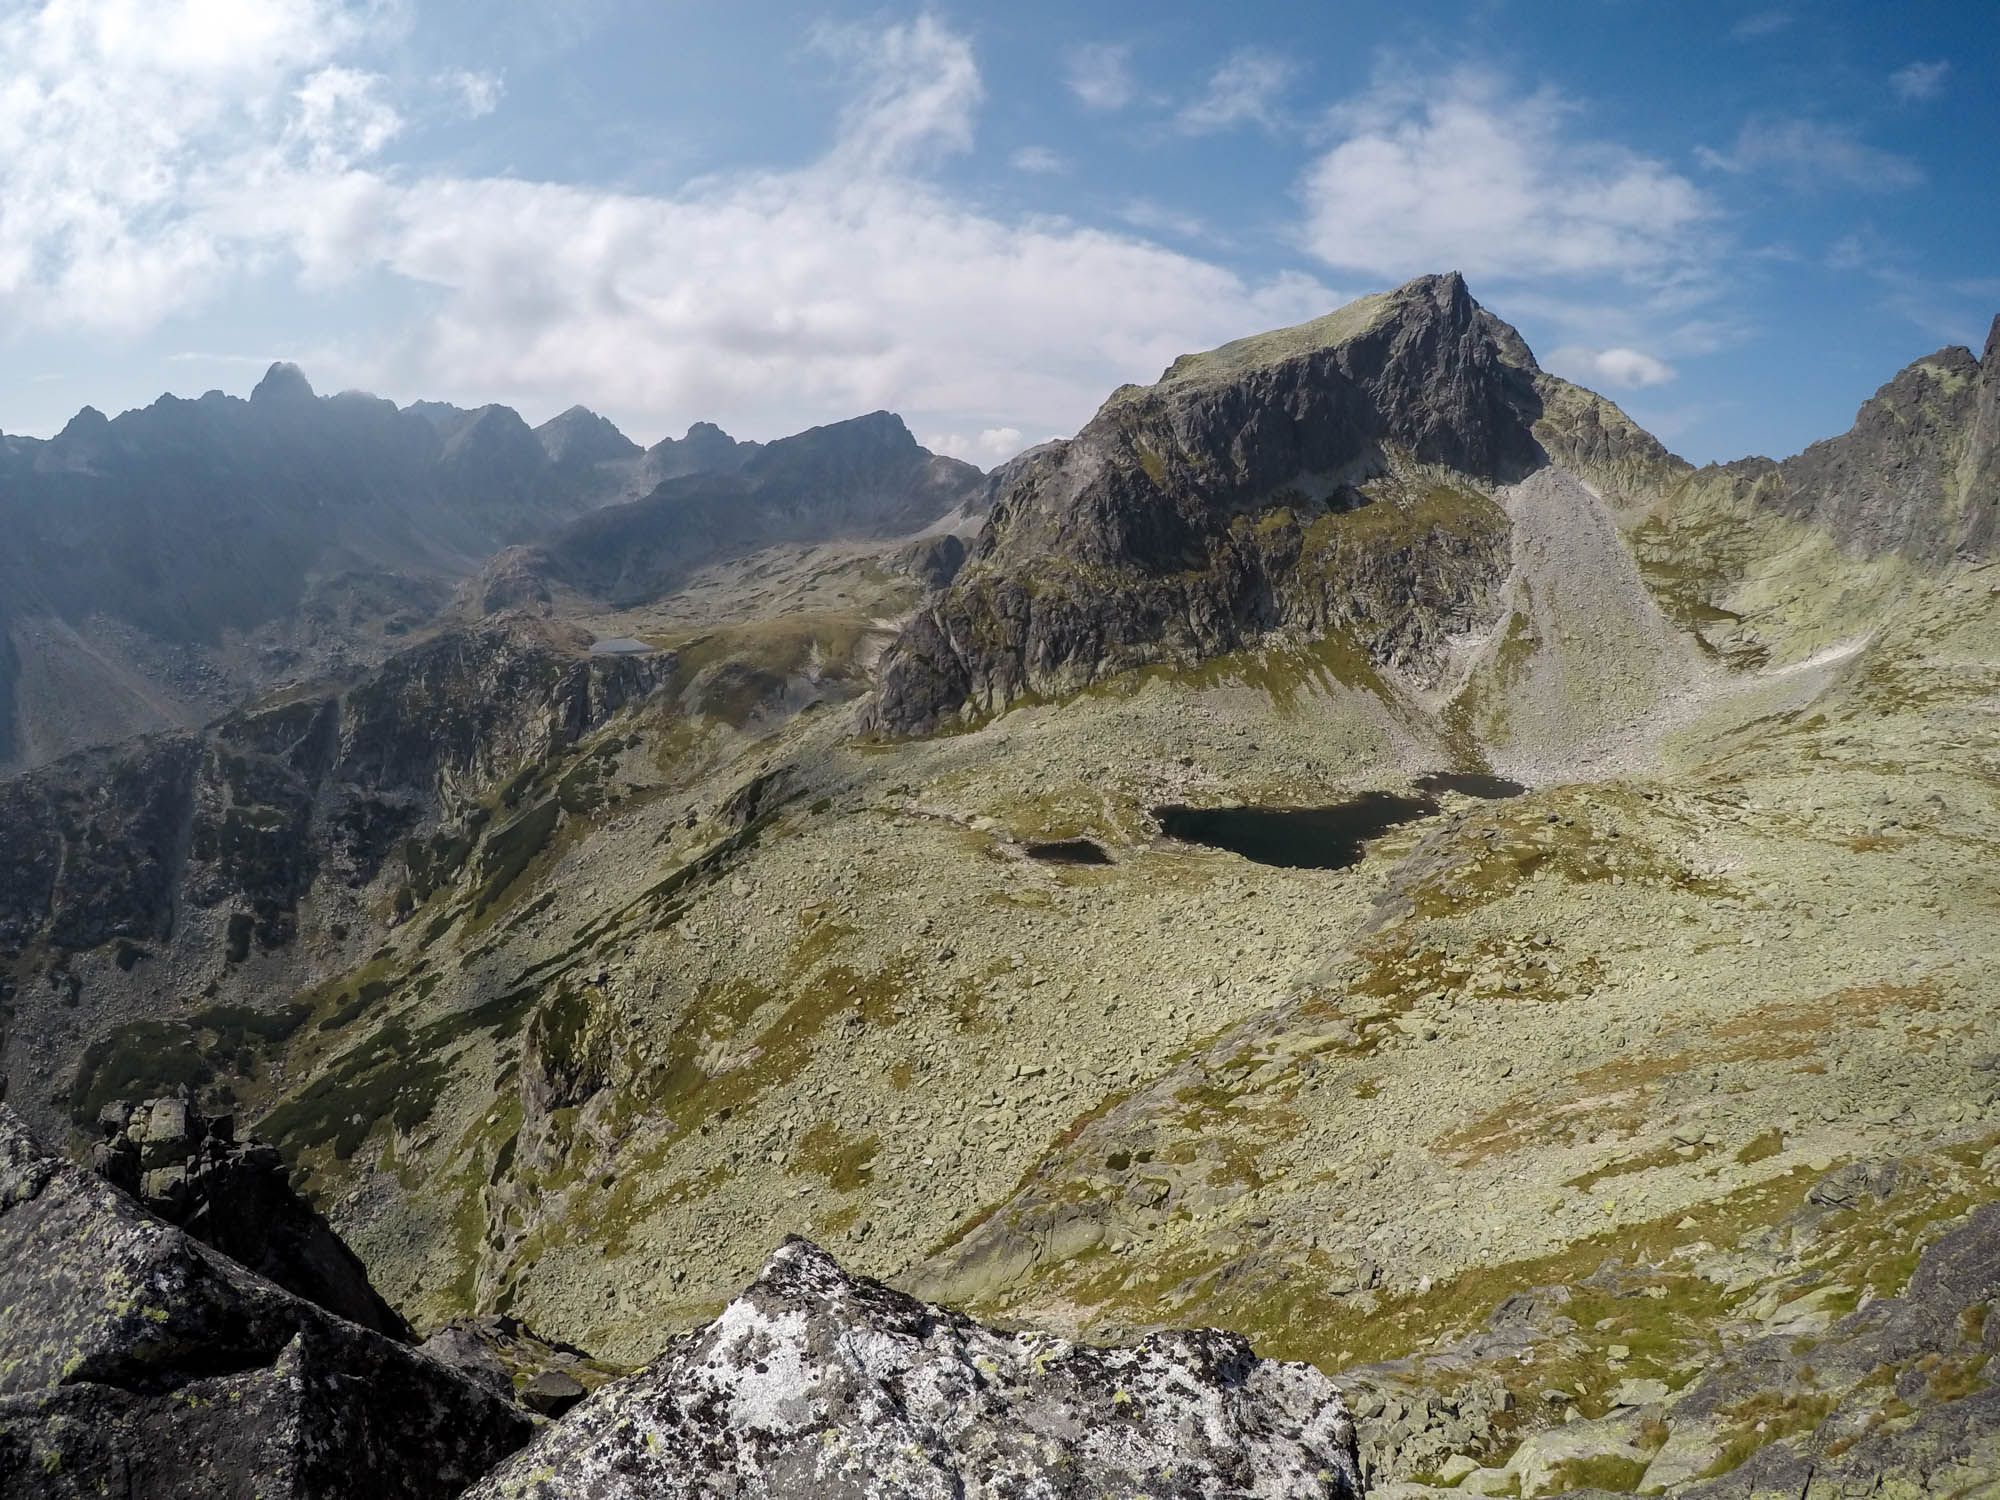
0, 0, 1993, 469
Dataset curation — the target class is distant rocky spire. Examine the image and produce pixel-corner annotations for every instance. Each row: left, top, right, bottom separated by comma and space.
250, 360, 316, 405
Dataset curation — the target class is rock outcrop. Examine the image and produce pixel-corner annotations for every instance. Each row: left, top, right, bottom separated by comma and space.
467, 1237, 1363, 1499
91, 1095, 408, 1339
867, 272, 1676, 736
0, 1105, 531, 1498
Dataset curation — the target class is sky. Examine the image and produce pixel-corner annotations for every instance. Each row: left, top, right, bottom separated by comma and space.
0, 0, 1994, 469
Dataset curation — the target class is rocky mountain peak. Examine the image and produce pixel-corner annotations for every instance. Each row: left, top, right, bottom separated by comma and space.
249, 360, 317, 406
867, 272, 1566, 734
54, 404, 109, 442
1753, 328, 1997, 564
534, 405, 641, 465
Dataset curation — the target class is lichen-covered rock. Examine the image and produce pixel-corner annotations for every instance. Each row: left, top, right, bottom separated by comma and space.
0, 1105, 530, 1498
467, 1237, 1362, 1499
91, 1094, 409, 1339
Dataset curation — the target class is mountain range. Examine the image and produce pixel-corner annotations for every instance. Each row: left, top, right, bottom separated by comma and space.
4, 273, 2000, 1497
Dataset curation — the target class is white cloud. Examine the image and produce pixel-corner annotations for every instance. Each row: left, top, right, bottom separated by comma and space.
1890, 60, 1950, 103
816, 16, 981, 173
1299, 68, 1713, 285
923, 426, 1028, 464
1065, 42, 1134, 112
293, 65, 401, 168
1546, 344, 1677, 389
441, 68, 503, 118
0, 0, 387, 330
1179, 48, 1294, 134
0, 3, 1342, 446
1696, 117, 1923, 190
1730, 10, 1792, 39
1009, 145, 1067, 175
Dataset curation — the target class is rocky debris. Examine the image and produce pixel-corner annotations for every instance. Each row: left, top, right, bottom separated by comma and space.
0, 1104, 530, 1498
421, 1312, 616, 1414
466, 1237, 1362, 1499
1653, 1196, 2000, 1496
90, 1094, 408, 1339
868, 272, 1678, 736
1344, 1374, 1515, 1486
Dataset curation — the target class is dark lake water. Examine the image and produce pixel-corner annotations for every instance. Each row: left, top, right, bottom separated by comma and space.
1025, 838, 1114, 865
1155, 774, 1526, 870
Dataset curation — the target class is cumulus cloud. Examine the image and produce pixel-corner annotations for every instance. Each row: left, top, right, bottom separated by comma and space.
1299, 68, 1713, 285
1696, 117, 1924, 190
0, 3, 1341, 445
1065, 42, 1135, 112
1546, 344, 1677, 389
922, 426, 1029, 464
0, 0, 385, 330
1178, 48, 1294, 134
1890, 60, 1950, 103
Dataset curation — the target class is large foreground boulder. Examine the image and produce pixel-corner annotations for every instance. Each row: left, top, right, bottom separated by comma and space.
0, 1105, 531, 1498
468, 1236, 1362, 1499
92, 1094, 409, 1339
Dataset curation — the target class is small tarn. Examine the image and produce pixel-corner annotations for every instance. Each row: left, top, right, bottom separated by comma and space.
1413, 772, 1528, 800
1025, 838, 1114, 865
1155, 796, 1438, 870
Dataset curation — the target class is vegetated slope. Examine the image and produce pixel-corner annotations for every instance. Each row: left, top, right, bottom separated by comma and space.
867, 272, 1684, 738
485, 411, 985, 611
8, 281, 2000, 1497
0, 364, 650, 772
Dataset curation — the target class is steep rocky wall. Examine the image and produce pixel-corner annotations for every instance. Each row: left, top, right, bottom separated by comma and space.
867, 273, 1677, 738
0, 619, 665, 1138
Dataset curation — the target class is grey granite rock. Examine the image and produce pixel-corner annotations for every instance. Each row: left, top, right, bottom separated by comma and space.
468, 1236, 1362, 1499
0, 1105, 530, 1499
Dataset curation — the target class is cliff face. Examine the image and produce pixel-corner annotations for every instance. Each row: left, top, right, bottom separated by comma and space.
1761, 324, 2000, 565
0, 617, 664, 1137
866, 273, 1677, 736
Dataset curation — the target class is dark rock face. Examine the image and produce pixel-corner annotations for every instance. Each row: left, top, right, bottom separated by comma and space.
467, 1237, 1362, 1499
1761, 333, 1998, 565
0, 1105, 531, 1499
91, 1096, 408, 1339
422, 1314, 607, 1411
892, 532, 969, 591
867, 273, 1639, 736
507, 411, 985, 609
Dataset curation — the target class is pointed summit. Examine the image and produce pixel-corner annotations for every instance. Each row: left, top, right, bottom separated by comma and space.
56, 405, 109, 443
534, 405, 641, 465
250, 361, 316, 405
